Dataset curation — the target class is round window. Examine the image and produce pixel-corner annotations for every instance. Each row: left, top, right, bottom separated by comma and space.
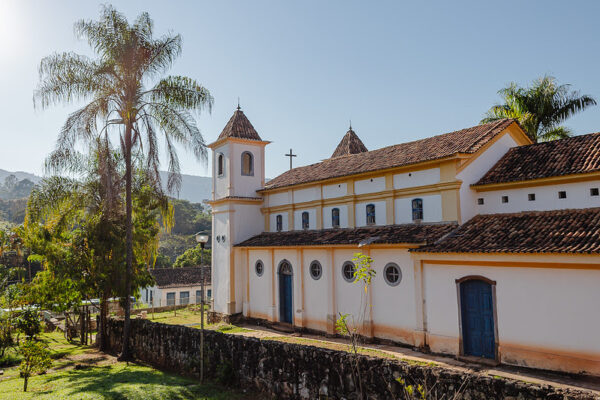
384, 263, 402, 286
255, 260, 264, 277
309, 261, 322, 280
342, 261, 356, 282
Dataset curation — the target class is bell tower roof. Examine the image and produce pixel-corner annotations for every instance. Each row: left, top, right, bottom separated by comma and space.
217, 106, 262, 141
331, 126, 368, 158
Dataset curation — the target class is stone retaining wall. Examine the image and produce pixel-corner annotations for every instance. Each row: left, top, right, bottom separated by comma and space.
105, 319, 597, 400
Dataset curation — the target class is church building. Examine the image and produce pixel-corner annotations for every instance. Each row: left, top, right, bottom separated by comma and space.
208, 106, 600, 376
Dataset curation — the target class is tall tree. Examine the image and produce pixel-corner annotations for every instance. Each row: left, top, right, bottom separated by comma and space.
481, 76, 596, 142
34, 5, 212, 359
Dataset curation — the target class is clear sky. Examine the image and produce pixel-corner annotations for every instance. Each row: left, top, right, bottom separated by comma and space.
1, 1, 599, 179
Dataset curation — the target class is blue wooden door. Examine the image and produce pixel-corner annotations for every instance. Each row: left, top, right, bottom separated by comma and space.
460, 280, 495, 359
279, 263, 293, 323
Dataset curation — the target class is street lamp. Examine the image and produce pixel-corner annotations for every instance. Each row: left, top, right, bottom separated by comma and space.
194, 231, 209, 383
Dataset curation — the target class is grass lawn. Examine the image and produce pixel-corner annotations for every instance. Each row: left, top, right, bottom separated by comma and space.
145, 308, 250, 333
0, 330, 258, 399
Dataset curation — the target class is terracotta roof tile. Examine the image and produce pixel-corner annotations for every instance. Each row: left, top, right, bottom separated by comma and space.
150, 266, 211, 289
264, 119, 515, 191
235, 223, 457, 247
414, 208, 600, 254
217, 108, 262, 141
331, 128, 368, 158
474, 132, 600, 186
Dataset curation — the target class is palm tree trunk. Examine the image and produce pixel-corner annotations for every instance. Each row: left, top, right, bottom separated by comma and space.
119, 124, 134, 361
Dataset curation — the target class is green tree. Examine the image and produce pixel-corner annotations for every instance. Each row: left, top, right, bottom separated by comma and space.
34, 5, 212, 359
482, 76, 596, 142
19, 339, 52, 392
173, 244, 212, 268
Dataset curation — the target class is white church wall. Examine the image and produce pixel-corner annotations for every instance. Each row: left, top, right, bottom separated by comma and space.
268, 191, 290, 207
334, 249, 366, 330
247, 250, 273, 321
294, 186, 321, 203
213, 144, 230, 199
394, 195, 442, 224
370, 249, 417, 344
230, 142, 264, 198
233, 204, 264, 243
457, 133, 519, 222
355, 176, 386, 195
302, 249, 330, 332
212, 210, 231, 314
323, 205, 349, 229
394, 168, 440, 189
474, 181, 600, 215
323, 182, 347, 199
293, 208, 317, 230
273, 250, 300, 324
269, 212, 289, 232
355, 201, 386, 227
423, 262, 600, 374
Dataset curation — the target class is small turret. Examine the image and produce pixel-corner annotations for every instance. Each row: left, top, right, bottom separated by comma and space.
331, 124, 368, 158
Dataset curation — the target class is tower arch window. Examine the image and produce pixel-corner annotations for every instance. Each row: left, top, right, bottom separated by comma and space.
331, 208, 340, 228
276, 215, 283, 232
301, 212, 310, 230
241, 151, 254, 176
217, 153, 224, 176
412, 198, 423, 221
366, 204, 376, 225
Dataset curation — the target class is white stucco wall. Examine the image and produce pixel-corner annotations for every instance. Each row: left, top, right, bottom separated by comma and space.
323, 182, 347, 199
302, 249, 330, 332
294, 186, 321, 203
269, 212, 289, 232
233, 203, 264, 243
247, 250, 273, 320
394, 168, 440, 189
323, 205, 349, 229
474, 181, 600, 215
394, 195, 442, 223
355, 201, 386, 226
457, 133, 519, 222
293, 209, 317, 230
141, 284, 212, 308
268, 191, 290, 207
423, 263, 600, 360
212, 209, 231, 314
355, 176, 386, 195
213, 144, 230, 199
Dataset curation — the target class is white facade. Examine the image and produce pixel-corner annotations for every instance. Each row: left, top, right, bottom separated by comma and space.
140, 284, 212, 308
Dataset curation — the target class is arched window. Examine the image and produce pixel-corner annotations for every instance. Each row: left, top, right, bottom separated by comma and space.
301, 211, 310, 230
412, 198, 423, 221
342, 261, 356, 282
276, 215, 283, 232
241, 151, 254, 176
366, 204, 376, 225
383, 263, 402, 286
331, 208, 340, 228
217, 153, 224, 176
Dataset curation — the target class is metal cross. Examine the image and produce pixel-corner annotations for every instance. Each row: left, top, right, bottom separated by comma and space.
285, 148, 297, 170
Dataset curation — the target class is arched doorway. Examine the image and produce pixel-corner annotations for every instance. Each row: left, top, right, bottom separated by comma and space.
278, 261, 293, 324
458, 277, 496, 359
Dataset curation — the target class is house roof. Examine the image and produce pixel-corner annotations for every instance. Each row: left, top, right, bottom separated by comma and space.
474, 132, 600, 187
235, 223, 457, 248
414, 208, 600, 254
263, 119, 517, 191
331, 128, 368, 158
149, 266, 211, 289
217, 107, 262, 141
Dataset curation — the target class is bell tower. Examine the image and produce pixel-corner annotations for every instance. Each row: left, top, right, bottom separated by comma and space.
208, 106, 270, 315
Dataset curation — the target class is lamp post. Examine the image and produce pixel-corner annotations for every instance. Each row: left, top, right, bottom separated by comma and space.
195, 231, 209, 383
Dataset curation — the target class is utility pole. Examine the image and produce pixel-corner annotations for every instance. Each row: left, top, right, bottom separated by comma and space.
195, 231, 209, 383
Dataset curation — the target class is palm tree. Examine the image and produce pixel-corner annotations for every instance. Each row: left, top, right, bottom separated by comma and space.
34, 5, 212, 359
481, 76, 596, 142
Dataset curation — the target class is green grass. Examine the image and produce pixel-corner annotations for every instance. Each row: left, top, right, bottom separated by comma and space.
0, 363, 249, 399
145, 308, 250, 333
0, 329, 257, 399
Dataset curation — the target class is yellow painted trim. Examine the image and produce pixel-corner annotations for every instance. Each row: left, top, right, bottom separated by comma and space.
264, 213, 270, 232
299, 248, 305, 327
259, 155, 462, 194
207, 137, 271, 149
419, 258, 600, 270
288, 210, 294, 231
239, 243, 421, 250
209, 197, 262, 207
246, 249, 250, 304
329, 248, 336, 335
385, 197, 394, 225
440, 188, 460, 222
472, 171, 600, 192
